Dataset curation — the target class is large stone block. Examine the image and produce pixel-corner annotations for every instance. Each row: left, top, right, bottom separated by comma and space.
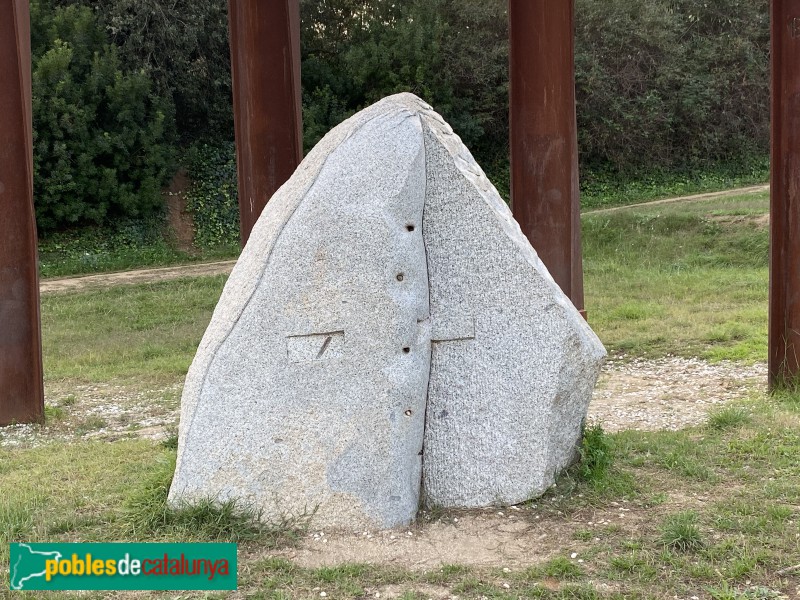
169, 93, 606, 529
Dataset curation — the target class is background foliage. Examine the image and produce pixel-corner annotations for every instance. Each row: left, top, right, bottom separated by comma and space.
183, 143, 239, 249
31, 0, 175, 232
33, 0, 770, 238
575, 0, 769, 176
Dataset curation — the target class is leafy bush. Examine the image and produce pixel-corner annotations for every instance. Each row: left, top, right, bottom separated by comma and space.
301, 0, 769, 189
37, 0, 771, 237
184, 143, 240, 249
31, 0, 176, 232
575, 0, 769, 175
301, 0, 509, 187
77, 0, 233, 143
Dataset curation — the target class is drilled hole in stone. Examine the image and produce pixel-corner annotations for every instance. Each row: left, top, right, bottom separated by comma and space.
396, 273, 404, 282
406, 224, 415, 232
403, 347, 410, 354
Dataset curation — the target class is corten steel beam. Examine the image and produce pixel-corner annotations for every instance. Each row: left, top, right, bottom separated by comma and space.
508, 0, 585, 315
770, 0, 800, 387
0, 0, 45, 425
228, 0, 303, 247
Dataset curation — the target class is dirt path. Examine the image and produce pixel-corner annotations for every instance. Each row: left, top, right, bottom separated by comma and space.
40, 260, 236, 294
582, 183, 769, 216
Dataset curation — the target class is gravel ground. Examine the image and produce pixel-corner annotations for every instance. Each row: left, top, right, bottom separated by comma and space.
0, 358, 767, 448
589, 355, 766, 432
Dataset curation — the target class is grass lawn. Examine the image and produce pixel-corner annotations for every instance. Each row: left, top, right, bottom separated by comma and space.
4, 190, 797, 599
584, 192, 769, 362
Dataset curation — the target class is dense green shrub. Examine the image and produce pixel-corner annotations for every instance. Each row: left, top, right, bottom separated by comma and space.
31, 0, 176, 232
300, 0, 769, 194
577, 424, 613, 483
71, 0, 233, 143
184, 143, 240, 249
301, 0, 509, 187
37, 0, 769, 237
575, 0, 769, 175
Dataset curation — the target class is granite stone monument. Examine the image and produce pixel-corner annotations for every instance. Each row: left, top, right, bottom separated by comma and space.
169, 93, 606, 530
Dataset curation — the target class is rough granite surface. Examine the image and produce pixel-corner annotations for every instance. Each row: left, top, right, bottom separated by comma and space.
169, 93, 606, 529
419, 110, 607, 507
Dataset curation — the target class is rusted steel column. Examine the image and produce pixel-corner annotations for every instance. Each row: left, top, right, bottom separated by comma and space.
769, 0, 800, 387
0, 0, 44, 425
228, 0, 303, 247
508, 0, 585, 315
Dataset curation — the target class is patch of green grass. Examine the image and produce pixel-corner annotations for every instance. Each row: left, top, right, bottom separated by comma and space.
41, 276, 227, 384
583, 191, 769, 361
451, 575, 514, 598
712, 498, 794, 536
572, 529, 594, 542
421, 564, 470, 585
73, 415, 108, 435
641, 492, 669, 507
660, 511, 703, 552
38, 218, 239, 279
248, 559, 414, 600
59, 394, 77, 406
541, 557, 584, 580
0, 440, 164, 574
124, 452, 308, 545
1, 496, 44, 542
580, 157, 768, 211
704, 582, 786, 600
522, 557, 586, 583
44, 405, 65, 423
707, 406, 752, 430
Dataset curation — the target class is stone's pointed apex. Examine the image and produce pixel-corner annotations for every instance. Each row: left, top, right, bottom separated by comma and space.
170, 95, 605, 530
376, 91, 430, 108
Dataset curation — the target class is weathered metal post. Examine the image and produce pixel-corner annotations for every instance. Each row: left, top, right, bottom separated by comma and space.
769, 0, 800, 387
508, 0, 585, 315
228, 0, 303, 247
0, 0, 45, 425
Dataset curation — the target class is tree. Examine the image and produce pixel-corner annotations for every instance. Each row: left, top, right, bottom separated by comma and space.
76, 0, 233, 142
574, 0, 769, 173
31, 1, 175, 231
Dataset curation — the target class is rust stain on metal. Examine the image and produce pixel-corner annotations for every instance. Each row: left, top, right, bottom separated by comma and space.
0, 0, 45, 425
228, 0, 303, 247
770, 1, 800, 387
508, 0, 585, 314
